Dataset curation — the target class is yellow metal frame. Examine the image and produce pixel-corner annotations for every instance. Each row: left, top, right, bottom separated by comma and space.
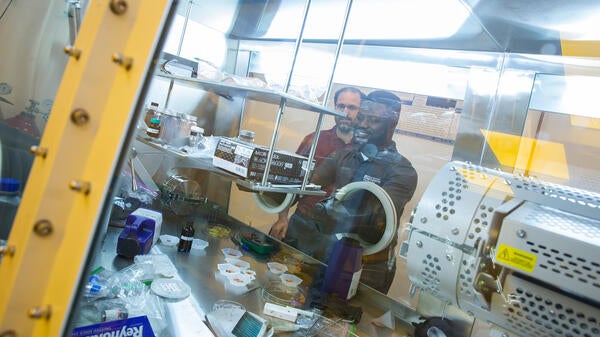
0, 1, 172, 335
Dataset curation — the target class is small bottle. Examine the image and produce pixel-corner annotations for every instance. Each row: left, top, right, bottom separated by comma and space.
144, 102, 160, 127
188, 126, 205, 149
177, 222, 195, 252
146, 117, 161, 139
0, 178, 21, 240
101, 308, 129, 322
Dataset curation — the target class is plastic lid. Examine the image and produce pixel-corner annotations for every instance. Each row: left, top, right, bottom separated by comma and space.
151, 278, 191, 300
190, 126, 204, 134
0, 178, 20, 193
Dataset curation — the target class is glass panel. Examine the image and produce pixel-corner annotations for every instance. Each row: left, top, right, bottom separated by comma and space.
42, 1, 600, 336
519, 72, 600, 192
0, 0, 88, 241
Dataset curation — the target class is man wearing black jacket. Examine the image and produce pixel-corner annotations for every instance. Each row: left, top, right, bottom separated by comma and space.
311, 90, 418, 294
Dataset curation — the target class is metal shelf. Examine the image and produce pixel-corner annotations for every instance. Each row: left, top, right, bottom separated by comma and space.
154, 72, 345, 117
135, 136, 326, 196
235, 179, 325, 196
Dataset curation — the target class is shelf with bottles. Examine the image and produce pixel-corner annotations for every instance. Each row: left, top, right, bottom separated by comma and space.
134, 136, 326, 197
153, 71, 345, 117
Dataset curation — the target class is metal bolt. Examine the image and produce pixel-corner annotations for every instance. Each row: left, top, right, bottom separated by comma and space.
109, 0, 128, 14
69, 180, 91, 195
28, 306, 51, 320
63, 45, 81, 60
451, 227, 459, 235
111, 53, 133, 70
70, 108, 90, 125
420, 217, 427, 224
33, 220, 53, 237
416, 240, 423, 248
29, 145, 48, 158
446, 254, 453, 261
516, 229, 526, 238
0, 244, 16, 257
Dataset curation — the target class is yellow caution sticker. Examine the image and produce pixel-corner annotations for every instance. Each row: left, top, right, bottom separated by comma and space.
495, 243, 537, 273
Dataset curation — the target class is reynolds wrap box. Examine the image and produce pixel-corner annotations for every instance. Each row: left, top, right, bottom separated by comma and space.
213, 137, 312, 185
71, 316, 155, 337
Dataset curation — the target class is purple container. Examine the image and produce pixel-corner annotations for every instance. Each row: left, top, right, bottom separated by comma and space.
322, 237, 363, 300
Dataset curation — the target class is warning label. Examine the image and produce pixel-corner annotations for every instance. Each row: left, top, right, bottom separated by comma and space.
495, 243, 537, 273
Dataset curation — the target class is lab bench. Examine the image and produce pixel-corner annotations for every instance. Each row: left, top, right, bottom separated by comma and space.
68, 205, 418, 337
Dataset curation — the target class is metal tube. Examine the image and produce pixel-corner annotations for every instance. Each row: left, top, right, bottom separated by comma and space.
261, 0, 313, 186
301, 0, 354, 190
165, 0, 193, 109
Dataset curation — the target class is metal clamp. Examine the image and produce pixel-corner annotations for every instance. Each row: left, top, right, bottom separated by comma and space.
63, 45, 82, 60
69, 180, 91, 195
33, 220, 53, 237
28, 306, 51, 320
112, 53, 133, 70
109, 0, 128, 15
70, 108, 90, 126
29, 145, 48, 158
0, 244, 16, 257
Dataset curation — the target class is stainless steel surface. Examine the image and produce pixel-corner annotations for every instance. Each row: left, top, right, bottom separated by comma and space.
226, 0, 600, 55
154, 73, 344, 117
76, 212, 416, 336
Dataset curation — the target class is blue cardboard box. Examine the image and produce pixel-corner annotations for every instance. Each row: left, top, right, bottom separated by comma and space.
71, 315, 155, 337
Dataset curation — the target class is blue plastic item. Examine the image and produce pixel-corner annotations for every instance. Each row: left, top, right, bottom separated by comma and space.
0, 178, 21, 240
116, 214, 156, 258
322, 237, 363, 300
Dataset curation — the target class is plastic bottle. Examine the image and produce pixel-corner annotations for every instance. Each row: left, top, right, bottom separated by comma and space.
81, 299, 129, 323
177, 222, 195, 252
0, 178, 21, 240
322, 237, 363, 300
146, 117, 161, 139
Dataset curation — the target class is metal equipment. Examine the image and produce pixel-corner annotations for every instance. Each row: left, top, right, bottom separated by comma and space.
403, 161, 600, 337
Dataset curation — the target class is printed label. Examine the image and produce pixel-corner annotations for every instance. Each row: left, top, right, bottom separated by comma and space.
495, 243, 536, 273
71, 315, 154, 337
347, 268, 363, 299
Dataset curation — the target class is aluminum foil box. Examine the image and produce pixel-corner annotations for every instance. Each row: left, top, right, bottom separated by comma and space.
213, 137, 311, 184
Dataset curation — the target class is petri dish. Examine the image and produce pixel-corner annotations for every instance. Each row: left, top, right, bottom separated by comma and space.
262, 282, 306, 308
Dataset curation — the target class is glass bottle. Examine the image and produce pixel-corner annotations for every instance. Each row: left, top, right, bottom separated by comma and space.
144, 102, 160, 127
177, 222, 195, 252
146, 117, 161, 139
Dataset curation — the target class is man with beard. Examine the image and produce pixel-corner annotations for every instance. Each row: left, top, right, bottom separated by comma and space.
269, 86, 364, 255
310, 90, 418, 294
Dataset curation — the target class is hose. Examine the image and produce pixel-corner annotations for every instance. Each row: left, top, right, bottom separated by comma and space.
333, 181, 397, 256
252, 192, 296, 214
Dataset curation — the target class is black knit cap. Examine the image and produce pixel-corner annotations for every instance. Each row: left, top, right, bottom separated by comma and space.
365, 90, 402, 113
